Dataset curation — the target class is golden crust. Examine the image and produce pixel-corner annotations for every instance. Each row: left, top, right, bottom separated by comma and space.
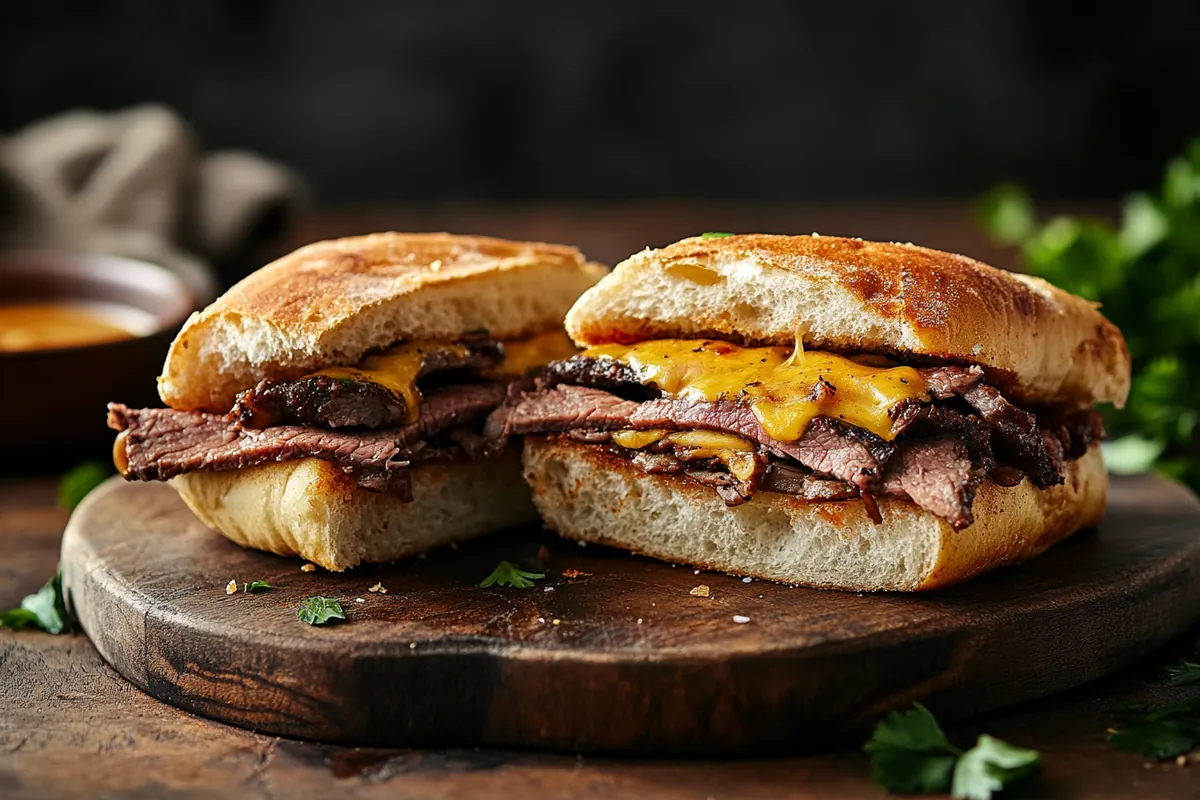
566, 234, 1130, 409
159, 232, 605, 411
523, 436, 1107, 591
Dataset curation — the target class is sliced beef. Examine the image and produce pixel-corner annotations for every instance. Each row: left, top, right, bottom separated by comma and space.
108, 383, 506, 495
963, 384, 1064, 489
761, 463, 859, 501
232, 339, 504, 429
918, 364, 984, 399
878, 438, 982, 530
485, 384, 640, 438
541, 356, 659, 399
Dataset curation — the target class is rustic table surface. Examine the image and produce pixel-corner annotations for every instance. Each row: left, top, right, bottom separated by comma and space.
3, 204, 1198, 799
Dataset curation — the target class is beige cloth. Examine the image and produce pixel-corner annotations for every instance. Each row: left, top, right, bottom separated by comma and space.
0, 105, 309, 302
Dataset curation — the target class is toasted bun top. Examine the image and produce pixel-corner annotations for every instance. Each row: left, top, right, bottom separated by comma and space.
160, 232, 606, 411
565, 234, 1129, 409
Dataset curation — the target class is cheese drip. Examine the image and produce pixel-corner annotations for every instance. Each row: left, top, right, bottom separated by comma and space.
584, 340, 929, 441
307, 341, 468, 425
611, 429, 759, 481
495, 329, 579, 376
305, 330, 578, 425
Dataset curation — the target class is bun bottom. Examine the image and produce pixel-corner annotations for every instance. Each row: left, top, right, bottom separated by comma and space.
522, 437, 1108, 591
172, 452, 537, 571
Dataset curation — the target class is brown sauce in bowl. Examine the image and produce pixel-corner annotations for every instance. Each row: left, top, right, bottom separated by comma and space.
0, 302, 146, 352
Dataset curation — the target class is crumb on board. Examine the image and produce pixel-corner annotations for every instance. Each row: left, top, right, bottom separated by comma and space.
537, 617, 545, 623
552, 619, 561, 626
742, 577, 753, 583
562, 568, 590, 578
693, 569, 700, 575
1177, 755, 1188, 767
369, 582, 384, 593
409, 642, 417, 649
637, 618, 644, 625
300, 563, 316, 573
225, 579, 237, 595
732, 615, 751, 624
690, 585, 710, 598
544, 586, 555, 592
354, 598, 365, 604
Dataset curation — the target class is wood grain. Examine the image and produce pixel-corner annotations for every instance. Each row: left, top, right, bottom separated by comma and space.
59, 474, 1200, 755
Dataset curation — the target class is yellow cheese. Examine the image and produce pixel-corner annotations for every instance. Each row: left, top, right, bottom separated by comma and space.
302, 330, 577, 426
307, 341, 468, 425
611, 429, 668, 449
584, 339, 929, 441
611, 429, 760, 481
497, 329, 579, 376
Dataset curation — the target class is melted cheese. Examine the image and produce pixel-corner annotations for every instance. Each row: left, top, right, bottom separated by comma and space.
611, 429, 759, 481
303, 331, 578, 425
307, 341, 469, 425
497, 329, 579, 376
585, 339, 929, 441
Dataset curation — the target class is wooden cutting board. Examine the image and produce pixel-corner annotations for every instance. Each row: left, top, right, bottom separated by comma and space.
61, 474, 1200, 755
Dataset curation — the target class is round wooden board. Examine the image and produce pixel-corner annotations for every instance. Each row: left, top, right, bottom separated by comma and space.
62, 475, 1200, 755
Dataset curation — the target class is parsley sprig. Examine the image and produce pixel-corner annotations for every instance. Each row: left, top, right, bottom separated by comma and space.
478, 560, 545, 589
864, 703, 1039, 799
0, 571, 72, 634
979, 140, 1200, 491
59, 461, 112, 510
1108, 700, 1200, 759
242, 580, 271, 594
296, 596, 345, 625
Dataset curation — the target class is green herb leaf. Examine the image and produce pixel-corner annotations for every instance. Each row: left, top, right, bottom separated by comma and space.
979, 140, 1200, 494
1164, 660, 1200, 686
0, 608, 40, 631
1108, 700, 1200, 759
478, 560, 546, 589
58, 461, 112, 510
296, 596, 345, 625
242, 580, 271, 594
864, 703, 960, 794
951, 734, 1041, 800
700, 231, 734, 239
1, 571, 71, 634
1102, 435, 1166, 475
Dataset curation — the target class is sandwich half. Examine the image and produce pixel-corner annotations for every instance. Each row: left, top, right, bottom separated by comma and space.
491, 234, 1131, 591
107, 232, 604, 570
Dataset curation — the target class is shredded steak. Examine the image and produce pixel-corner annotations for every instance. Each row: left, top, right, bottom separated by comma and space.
497, 362, 1103, 528
962, 383, 1064, 489
232, 339, 504, 429
878, 438, 982, 529
108, 383, 506, 495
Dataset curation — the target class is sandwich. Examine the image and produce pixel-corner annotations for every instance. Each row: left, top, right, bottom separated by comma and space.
489, 233, 1130, 591
107, 232, 604, 570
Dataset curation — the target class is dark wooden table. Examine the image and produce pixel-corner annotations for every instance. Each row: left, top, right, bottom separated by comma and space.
3, 204, 1197, 798
5, 474, 1200, 799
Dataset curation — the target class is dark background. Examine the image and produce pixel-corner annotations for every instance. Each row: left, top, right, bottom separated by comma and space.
3, 0, 1199, 205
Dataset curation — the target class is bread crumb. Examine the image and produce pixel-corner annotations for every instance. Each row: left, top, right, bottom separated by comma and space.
552, 618, 561, 625
742, 577, 752, 583
637, 618, 644, 624
369, 583, 383, 593
1177, 755, 1188, 766
300, 563, 316, 573
732, 615, 751, 624
354, 598, 365, 604
409, 642, 417, 649
225, 579, 237, 595
576, 540, 588, 547
544, 586, 555, 592
693, 569, 700, 575
537, 617, 545, 623
690, 585, 710, 597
